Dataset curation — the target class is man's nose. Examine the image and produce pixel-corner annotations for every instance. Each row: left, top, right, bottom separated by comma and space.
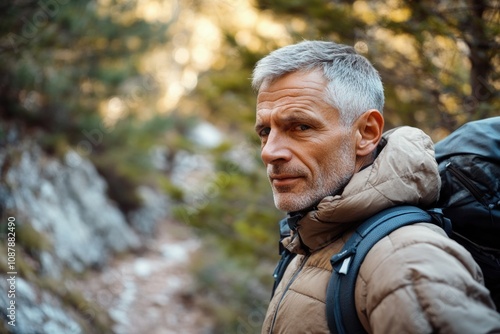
261, 131, 292, 165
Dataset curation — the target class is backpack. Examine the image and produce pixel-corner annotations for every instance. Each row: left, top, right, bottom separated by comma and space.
271, 117, 500, 334
434, 116, 500, 311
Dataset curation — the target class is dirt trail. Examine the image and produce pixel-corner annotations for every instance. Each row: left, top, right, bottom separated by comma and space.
74, 219, 214, 334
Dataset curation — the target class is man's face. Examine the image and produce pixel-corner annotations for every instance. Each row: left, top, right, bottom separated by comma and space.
255, 70, 356, 212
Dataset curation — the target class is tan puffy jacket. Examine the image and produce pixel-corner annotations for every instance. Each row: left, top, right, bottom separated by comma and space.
262, 127, 500, 334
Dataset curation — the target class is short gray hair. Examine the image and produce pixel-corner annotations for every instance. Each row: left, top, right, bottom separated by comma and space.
252, 40, 384, 126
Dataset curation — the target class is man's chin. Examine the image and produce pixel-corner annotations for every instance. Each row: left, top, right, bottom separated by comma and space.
273, 193, 315, 213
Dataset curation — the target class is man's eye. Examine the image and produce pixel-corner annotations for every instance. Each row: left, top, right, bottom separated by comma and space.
259, 127, 271, 137
296, 124, 311, 131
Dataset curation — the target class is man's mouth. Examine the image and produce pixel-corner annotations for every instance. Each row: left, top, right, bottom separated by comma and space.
270, 174, 302, 187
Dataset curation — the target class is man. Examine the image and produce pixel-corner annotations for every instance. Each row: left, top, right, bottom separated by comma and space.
252, 40, 500, 333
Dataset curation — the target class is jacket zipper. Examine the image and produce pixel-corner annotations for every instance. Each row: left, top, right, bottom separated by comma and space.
269, 254, 310, 333
446, 162, 486, 205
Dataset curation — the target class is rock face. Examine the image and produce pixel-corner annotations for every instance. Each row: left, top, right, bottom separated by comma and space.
1, 142, 141, 275
0, 134, 161, 333
0, 276, 84, 334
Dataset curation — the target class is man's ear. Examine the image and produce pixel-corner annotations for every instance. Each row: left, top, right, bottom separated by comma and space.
355, 109, 384, 157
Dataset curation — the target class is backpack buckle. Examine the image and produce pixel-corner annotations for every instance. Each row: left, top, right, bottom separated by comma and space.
330, 248, 356, 275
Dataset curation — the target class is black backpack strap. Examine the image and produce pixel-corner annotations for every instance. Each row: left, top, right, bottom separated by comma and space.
427, 207, 452, 236
326, 205, 433, 334
271, 218, 297, 297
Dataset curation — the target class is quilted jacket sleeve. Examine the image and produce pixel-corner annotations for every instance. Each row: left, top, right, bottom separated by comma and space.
355, 223, 500, 334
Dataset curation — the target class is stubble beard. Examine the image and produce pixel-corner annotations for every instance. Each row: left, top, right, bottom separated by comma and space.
272, 142, 355, 212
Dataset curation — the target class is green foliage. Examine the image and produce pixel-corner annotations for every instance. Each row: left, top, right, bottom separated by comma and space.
257, 0, 365, 40
87, 113, 195, 212
171, 144, 281, 330
188, 239, 273, 333
38, 132, 70, 157
252, 0, 499, 133
168, 140, 279, 330
173, 157, 281, 263
185, 29, 275, 138
0, 1, 175, 209
16, 222, 51, 255
194, 65, 257, 135
158, 177, 185, 202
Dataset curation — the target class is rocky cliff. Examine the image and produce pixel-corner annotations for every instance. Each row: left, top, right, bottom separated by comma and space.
0, 127, 171, 333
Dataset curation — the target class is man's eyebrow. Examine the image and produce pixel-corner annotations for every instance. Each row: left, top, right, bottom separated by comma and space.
254, 111, 318, 131
278, 109, 321, 125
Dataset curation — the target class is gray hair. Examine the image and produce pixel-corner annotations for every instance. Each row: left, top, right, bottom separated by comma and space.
252, 40, 384, 126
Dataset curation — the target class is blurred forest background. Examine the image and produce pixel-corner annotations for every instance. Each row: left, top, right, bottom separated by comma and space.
0, 0, 498, 333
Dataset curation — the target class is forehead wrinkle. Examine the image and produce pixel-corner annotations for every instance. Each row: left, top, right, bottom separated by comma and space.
257, 95, 329, 115
257, 94, 331, 118
257, 86, 325, 103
